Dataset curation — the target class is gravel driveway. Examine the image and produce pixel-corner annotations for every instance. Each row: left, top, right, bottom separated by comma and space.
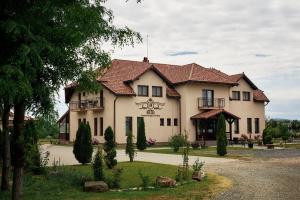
210, 149, 300, 200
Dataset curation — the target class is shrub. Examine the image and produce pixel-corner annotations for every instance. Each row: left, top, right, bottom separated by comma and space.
137, 118, 147, 150
138, 171, 150, 189
126, 131, 135, 162
233, 137, 239, 144
280, 124, 290, 142
103, 126, 117, 169
263, 128, 273, 145
107, 168, 123, 189
93, 146, 105, 181
73, 123, 93, 165
169, 134, 186, 152
146, 138, 156, 147
0, 129, 3, 162
216, 114, 227, 156
191, 141, 200, 150
192, 158, 205, 171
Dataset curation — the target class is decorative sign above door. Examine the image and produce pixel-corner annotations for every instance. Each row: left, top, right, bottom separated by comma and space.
136, 98, 165, 116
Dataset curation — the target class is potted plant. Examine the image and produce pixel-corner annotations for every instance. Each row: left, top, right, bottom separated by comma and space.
247, 138, 254, 148
254, 135, 262, 146
191, 158, 205, 181
191, 141, 200, 150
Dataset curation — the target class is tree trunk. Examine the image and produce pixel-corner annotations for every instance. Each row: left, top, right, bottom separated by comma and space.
1, 104, 11, 191
11, 102, 25, 200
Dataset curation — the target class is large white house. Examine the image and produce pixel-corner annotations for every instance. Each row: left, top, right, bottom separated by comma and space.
58, 58, 269, 144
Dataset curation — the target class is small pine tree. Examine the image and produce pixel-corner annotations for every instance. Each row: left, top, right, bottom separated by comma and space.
137, 118, 147, 150
93, 146, 105, 181
73, 123, 93, 165
103, 126, 117, 169
126, 131, 135, 162
216, 114, 227, 156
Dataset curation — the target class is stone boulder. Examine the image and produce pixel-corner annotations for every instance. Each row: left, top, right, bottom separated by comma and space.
156, 176, 176, 187
84, 181, 109, 192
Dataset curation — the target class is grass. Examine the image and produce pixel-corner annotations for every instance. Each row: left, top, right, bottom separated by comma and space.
274, 143, 300, 149
145, 146, 254, 159
0, 162, 231, 200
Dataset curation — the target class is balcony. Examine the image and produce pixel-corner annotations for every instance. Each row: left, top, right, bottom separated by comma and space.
70, 97, 104, 112
198, 97, 225, 109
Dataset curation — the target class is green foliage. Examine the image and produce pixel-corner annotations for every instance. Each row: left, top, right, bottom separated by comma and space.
0, 129, 3, 162
263, 128, 273, 145
126, 131, 135, 162
137, 118, 147, 151
192, 158, 205, 172
106, 168, 123, 189
169, 134, 187, 152
35, 112, 59, 139
73, 123, 93, 165
280, 124, 290, 141
103, 126, 117, 169
216, 114, 227, 156
138, 171, 150, 189
93, 146, 105, 181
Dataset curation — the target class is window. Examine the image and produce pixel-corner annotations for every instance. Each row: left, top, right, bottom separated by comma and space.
138, 85, 149, 96
83, 118, 86, 124
78, 118, 81, 127
125, 117, 132, 136
202, 89, 214, 107
234, 119, 239, 134
152, 86, 162, 97
100, 118, 104, 136
160, 118, 164, 126
247, 118, 252, 133
167, 118, 171, 126
255, 118, 260, 133
243, 92, 251, 101
83, 92, 85, 96
174, 118, 178, 126
232, 91, 240, 100
137, 117, 143, 130
94, 118, 98, 136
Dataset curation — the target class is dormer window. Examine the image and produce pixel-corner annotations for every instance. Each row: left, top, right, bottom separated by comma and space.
243, 92, 251, 101
231, 91, 240, 100
138, 85, 149, 96
152, 86, 162, 97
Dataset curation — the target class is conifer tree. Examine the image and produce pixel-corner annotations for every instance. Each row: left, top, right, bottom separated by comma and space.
93, 146, 105, 181
137, 118, 147, 150
216, 114, 227, 156
73, 123, 93, 165
126, 131, 135, 162
103, 126, 117, 169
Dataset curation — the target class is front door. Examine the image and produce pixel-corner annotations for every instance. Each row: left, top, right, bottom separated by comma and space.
197, 120, 217, 140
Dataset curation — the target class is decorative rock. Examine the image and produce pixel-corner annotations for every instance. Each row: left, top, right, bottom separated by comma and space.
156, 176, 176, 187
84, 181, 109, 192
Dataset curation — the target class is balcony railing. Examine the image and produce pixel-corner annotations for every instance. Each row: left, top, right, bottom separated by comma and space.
198, 97, 225, 109
70, 97, 104, 111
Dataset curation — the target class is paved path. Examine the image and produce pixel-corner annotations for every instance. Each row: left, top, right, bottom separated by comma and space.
42, 145, 300, 200
41, 144, 235, 166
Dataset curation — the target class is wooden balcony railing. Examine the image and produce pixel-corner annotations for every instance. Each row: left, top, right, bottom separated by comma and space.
198, 97, 225, 109
70, 97, 104, 111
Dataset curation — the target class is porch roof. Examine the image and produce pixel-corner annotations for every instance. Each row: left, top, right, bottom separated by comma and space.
190, 109, 240, 120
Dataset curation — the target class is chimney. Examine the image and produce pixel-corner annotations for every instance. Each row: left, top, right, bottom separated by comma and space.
143, 57, 149, 63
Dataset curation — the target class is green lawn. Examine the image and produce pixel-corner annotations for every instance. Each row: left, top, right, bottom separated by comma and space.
145, 146, 254, 159
274, 143, 300, 149
0, 162, 231, 200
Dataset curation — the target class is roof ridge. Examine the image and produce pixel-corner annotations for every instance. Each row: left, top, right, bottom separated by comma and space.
188, 63, 195, 80
209, 67, 232, 80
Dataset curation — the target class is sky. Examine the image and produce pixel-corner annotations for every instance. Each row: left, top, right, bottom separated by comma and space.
56, 0, 300, 120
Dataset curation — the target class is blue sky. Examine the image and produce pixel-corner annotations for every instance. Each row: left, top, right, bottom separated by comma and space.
56, 0, 300, 120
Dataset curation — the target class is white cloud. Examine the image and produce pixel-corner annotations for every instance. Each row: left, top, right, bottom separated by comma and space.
55, 0, 300, 119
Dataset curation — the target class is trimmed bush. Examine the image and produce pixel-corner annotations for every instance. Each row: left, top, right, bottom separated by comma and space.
168, 134, 186, 152
103, 126, 117, 169
73, 123, 93, 165
280, 124, 290, 142
137, 118, 147, 150
126, 131, 135, 162
263, 127, 273, 145
216, 114, 227, 156
93, 146, 105, 181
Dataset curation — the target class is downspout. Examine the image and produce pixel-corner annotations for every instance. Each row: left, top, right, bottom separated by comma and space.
113, 96, 119, 143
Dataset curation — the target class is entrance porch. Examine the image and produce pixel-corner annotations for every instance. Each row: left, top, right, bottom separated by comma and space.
190, 109, 240, 142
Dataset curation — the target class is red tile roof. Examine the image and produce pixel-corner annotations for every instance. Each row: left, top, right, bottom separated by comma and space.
190, 109, 240, 120
253, 90, 270, 102
98, 59, 237, 96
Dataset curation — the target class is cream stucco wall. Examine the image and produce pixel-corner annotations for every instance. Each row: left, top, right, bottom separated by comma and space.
229, 79, 266, 138
68, 71, 267, 143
